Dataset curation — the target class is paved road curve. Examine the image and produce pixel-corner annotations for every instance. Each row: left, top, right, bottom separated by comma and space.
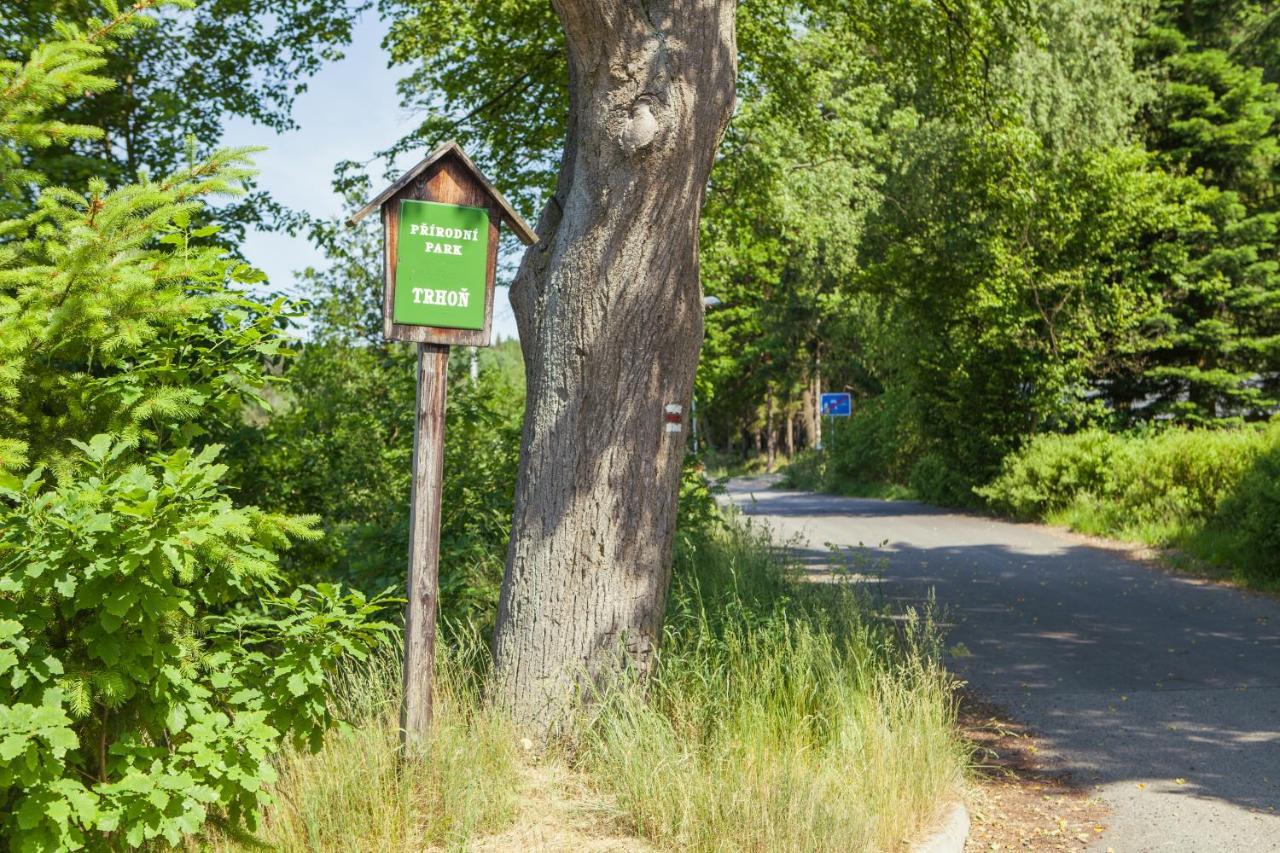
725, 476, 1280, 853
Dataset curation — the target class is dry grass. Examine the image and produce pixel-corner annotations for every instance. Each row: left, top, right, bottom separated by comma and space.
203, 645, 523, 852
571, 522, 967, 852
203, 521, 966, 852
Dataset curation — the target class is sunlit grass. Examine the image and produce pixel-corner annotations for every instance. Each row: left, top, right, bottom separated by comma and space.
206, 520, 965, 851
572, 522, 966, 852
204, 640, 522, 852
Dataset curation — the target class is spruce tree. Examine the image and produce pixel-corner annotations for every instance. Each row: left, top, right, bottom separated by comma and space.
0, 6, 392, 848
1132, 17, 1280, 421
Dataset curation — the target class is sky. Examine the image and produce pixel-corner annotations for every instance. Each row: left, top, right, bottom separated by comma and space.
221, 12, 523, 341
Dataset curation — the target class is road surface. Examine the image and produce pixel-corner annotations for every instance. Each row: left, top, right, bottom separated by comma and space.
725, 476, 1280, 853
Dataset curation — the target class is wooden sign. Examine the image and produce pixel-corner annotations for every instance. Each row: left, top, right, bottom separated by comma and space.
351, 139, 536, 346
349, 141, 535, 749
394, 200, 488, 329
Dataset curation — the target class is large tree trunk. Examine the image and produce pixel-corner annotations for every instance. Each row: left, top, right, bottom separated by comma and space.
494, 0, 737, 732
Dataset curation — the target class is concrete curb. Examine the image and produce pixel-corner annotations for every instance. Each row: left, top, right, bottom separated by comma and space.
910, 801, 970, 853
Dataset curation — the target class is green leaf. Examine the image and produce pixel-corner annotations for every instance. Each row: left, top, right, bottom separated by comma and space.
285, 673, 307, 697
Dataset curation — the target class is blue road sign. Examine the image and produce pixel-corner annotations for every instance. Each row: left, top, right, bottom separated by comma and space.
820, 392, 852, 417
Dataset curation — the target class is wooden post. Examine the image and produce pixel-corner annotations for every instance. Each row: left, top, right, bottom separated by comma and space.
402, 342, 450, 748
348, 141, 537, 750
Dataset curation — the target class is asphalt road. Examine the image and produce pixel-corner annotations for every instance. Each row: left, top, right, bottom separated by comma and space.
725, 476, 1280, 853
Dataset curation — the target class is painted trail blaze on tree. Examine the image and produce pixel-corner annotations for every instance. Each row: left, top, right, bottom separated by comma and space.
493, 0, 737, 733
393, 200, 489, 330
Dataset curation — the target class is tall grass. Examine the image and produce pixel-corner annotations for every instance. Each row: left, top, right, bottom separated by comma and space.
573, 521, 966, 852
207, 518, 966, 851
204, 637, 522, 852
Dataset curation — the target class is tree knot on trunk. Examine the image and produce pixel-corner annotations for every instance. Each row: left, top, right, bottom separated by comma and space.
617, 94, 661, 156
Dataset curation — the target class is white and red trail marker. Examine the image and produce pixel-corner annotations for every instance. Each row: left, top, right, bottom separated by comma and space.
664, 403, 683, 433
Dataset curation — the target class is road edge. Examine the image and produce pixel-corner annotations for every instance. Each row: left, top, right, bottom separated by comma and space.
910, 801, 970, 853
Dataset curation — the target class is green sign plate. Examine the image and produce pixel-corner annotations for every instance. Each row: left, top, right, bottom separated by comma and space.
393, 199, 489, 330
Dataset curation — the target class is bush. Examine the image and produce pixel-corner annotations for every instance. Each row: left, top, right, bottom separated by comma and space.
0, 10, 394, 847
976, 429, 1123, 518
979, 422, 1280, 584
779, 446, 827, 491
908, 451, 979, 507
226, 342, 523, 622
826, 391, 919, 487
0, 438, 396, 848
1209, 444, 1280, 583
1110, 428, 1265, 529
782, 392, 927, 497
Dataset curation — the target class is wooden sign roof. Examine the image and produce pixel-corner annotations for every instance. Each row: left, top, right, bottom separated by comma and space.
349, 139, 538, 246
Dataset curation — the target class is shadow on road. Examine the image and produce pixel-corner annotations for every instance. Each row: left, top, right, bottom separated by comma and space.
726, 483, 1280, 824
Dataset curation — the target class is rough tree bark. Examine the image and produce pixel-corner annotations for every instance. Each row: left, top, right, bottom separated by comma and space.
800, 384, 816, 449
765, 384, 777, 472
493, 0, 737, 731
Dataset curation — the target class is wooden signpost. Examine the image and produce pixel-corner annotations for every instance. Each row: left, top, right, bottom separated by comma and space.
350, 141, 536, 748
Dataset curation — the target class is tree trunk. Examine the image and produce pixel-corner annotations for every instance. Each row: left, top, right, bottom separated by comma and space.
494, 0, 736, 732
785, 407, 794, 458
800, 384, 815, 449
812, 357, 823, 449
765, 385, 777, 472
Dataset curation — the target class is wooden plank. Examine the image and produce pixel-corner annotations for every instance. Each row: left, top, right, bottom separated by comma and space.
381, 151, 503, 346
401, 341, 450, 749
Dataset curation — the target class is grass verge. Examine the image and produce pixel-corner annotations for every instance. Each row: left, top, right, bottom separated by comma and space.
575, 520, 964, 851
204, 640, 522, 852
208, 517, 966, 851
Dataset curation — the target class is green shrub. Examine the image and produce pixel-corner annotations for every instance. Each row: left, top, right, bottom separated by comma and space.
1209, 444, 1280, 583
1110, 428, 1265, 528
226, 342, 523, 621
779, 447, 827, 491
0, 440, 395, 849
979, 422, 1280, 584
908, 451, 977, 507
826, 391, 919, 487
0, 8, 395, 847
976, 429, 1123, 518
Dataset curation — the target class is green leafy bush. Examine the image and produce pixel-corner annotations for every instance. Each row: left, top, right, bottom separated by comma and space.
908, 451, 979, 507
979, 425, 1274, 525
0, 7, 394, 848
782, 392, 924, 497
975, 429, 1123, 518
778, 447, 827, 491
827, 391, 920, 488
979, 423, 1280, 584
0, 438, 394, 848
1206, 444, 1280, 583
224, 340, 525, 623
